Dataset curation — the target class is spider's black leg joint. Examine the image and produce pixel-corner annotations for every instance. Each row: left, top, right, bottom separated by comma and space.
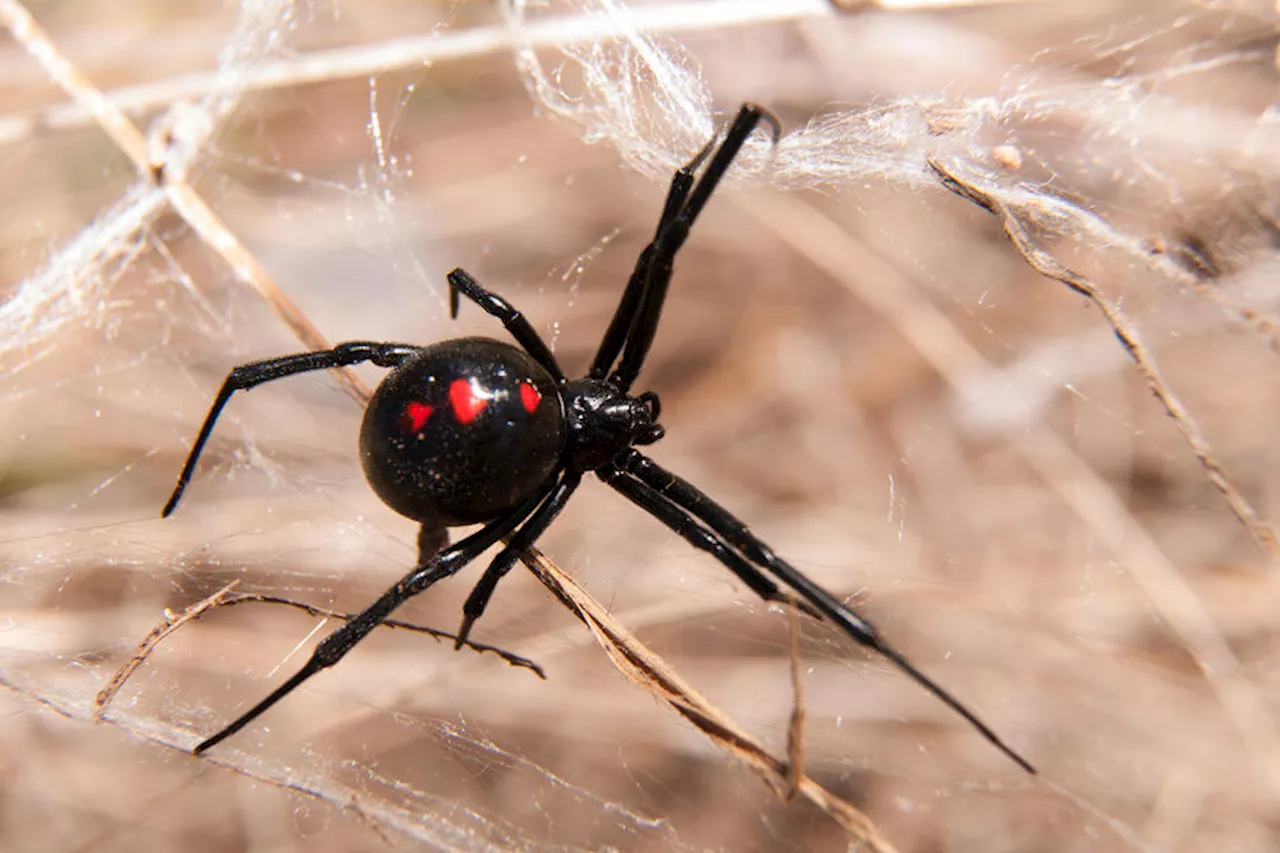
609, 104, 779, 392
162, 342, 423, 518
454, 471, 582, 649
615, 449, 1035, 775
192, 484, 550, 755
598, 465, 816, 615
418, 523, 450, 566
446, 268, 565, 384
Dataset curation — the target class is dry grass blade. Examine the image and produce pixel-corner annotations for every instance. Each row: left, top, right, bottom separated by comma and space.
159, 181, 373, 405
780, 596, 806, 801
93, 585, 546, 722
518, 546, 899, 853
927, 158, 1280, 562
93, 581, 244, 716
210, 592, 546, 676
0, 0, 370, 406
0, 0, 149, 169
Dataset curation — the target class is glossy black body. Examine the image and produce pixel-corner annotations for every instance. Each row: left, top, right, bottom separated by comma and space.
361, 337, 564, 526
562, 378, 661, 470
162, 104, 1033, 774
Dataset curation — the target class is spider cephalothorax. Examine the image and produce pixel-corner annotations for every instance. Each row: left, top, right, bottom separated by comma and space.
163, 104, 1034, 774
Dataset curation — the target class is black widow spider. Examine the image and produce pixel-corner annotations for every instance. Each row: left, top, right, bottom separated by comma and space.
163, 103, 1034, 773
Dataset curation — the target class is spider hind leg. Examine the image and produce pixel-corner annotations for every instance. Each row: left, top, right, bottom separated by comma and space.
610, 449, 1036, 775
447, 268, 564, 383
192, 484, 552, 754
454, 472, 582, 649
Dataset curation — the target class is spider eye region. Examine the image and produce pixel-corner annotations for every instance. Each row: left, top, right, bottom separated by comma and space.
361, 337, 565, 528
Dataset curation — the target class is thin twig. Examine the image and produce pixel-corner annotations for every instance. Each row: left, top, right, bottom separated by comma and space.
0, 0, 1046, 149
928, 159, 1280, 561
0, 0, 150, 170
781, 595, 805, 801
0, 1, 833, 148
94, 581, 243, 716
93, 586, 545, 719
1, 0, 371, 406
92, 537, 892, 848
160, 182, 372, 403
212, 592, 545, 677
519, 545, 899, 853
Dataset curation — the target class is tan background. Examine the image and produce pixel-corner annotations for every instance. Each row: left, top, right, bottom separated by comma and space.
2, 1, 1279, 851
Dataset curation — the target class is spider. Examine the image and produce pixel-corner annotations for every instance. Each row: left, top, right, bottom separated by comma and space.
163, 103, 1034, 774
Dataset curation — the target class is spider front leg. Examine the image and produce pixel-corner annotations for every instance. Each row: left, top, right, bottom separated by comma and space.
163, 341, 422, 517
447, 268, 565, 383
193, 482, 552, 754
605, 104, 781, 392
588, 131, 718, 381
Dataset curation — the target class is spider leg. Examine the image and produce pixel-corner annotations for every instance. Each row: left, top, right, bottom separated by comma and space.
163, 342, 423, 517
614, 449, 1036, 775
447, 268, 565, 383
589, 131, 718, 380
454, 471, 583, 649
193, 483, 550, 755
598, 465, 819, 616
417, 522, 450, 565
608, 104, 780, 392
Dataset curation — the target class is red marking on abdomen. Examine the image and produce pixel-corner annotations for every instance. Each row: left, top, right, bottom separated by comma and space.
520, 381, 541, 413
450, 378, 488, 424
401, 402, 433, 432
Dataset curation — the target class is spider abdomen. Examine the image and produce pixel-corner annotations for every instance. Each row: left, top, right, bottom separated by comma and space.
360, 337, 565, 527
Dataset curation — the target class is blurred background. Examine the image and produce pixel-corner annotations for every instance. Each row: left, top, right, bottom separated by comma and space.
3, 0, 1280, 850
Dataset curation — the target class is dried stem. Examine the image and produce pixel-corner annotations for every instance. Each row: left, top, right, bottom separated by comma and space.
928, 159, 1279, 561
520, 546, 899, 853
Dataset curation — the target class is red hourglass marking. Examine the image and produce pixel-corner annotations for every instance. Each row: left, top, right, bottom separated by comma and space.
450, 378, 488, 424
401, 402, 433, 432
520, 382, 541, 413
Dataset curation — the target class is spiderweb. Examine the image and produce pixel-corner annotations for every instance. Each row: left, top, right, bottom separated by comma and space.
2, 0, 1279, 850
